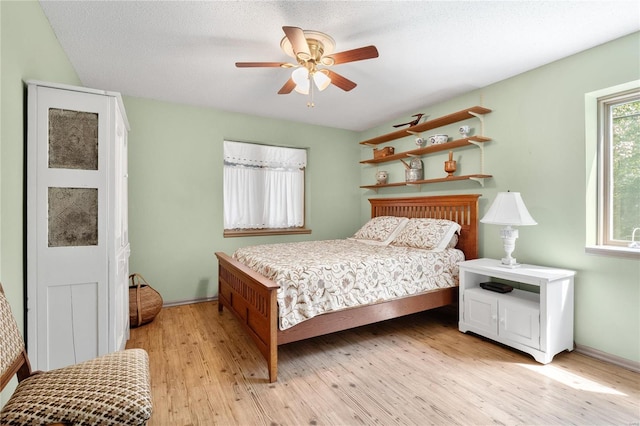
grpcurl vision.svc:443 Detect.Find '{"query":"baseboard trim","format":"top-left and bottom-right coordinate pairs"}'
top-left (575, 344), bottom-right (640, 373)
top-left (163, 296), bottom-right (218, 308)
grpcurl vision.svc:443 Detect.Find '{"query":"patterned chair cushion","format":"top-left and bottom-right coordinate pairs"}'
top-left (0, 349), bottom-right (152, 425)
top-left (0, 285), bottom-right (26, 377)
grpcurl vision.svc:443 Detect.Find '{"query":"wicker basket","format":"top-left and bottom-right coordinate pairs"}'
top-left (129, 273), bottom-right (163, 328)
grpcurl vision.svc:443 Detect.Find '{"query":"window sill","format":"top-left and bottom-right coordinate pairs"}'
top-left (585, 245), bottom-right (640, 259)
top-left (224, 228), bottom-right (312, 238)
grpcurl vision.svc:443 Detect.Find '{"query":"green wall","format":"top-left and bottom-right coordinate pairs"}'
top-left (123, 97), bottom-right (360, 303)
top-left (0, 0), bottom-right (82, 343)
top-left (359, 32), bottom-right (640, 364)
top-left (0, 0), bottom-right (82, 404)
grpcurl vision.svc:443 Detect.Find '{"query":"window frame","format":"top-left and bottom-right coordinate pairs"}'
top-left (585, 80), bottom-right (640, 259)
top-left (222, 140), bottom-right (311, 238)
top-left (599, 90), bottom-right (639, 247)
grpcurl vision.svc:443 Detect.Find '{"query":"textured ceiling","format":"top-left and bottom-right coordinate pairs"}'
top-left (39, 1), bottom-right (640, 131)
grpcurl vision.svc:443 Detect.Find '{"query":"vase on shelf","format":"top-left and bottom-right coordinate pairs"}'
top-left (376, 170), bottom-right (388, 185)
top-left (444, 151), bottom-right (457, 177)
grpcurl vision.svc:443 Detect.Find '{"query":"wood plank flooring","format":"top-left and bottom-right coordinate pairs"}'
top-left (126, 301), bottom-right (640, 425)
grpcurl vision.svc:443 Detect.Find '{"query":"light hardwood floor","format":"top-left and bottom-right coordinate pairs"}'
top-left (126, 301), bottom-right (640, 425)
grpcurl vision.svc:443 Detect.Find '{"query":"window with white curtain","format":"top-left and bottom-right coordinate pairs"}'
top-left (223, 140), bottom-right (308, 236)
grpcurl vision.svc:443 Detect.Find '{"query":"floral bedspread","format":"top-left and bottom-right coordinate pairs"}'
top-left (232, 239), bottom-right (464, 330)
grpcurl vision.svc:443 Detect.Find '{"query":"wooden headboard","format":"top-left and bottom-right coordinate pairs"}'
top-left (369, 194), bottom-right (481, 260)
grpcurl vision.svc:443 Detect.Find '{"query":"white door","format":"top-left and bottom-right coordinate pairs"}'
top-left (27, 85), bottom-right (110, 370)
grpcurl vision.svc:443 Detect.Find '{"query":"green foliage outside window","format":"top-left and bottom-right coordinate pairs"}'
top-left (612, 99), bottom-right (640, 241)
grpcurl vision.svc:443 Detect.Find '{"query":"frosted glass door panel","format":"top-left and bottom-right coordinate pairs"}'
top-left (48, 108), bottom-right (98, 170)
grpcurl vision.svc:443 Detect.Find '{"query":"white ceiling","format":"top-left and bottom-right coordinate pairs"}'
top-left (39, 1), bottom-right (640, 131)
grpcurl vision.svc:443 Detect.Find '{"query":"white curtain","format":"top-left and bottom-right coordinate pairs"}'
top-left (223, 141), bottom-right (306, 229)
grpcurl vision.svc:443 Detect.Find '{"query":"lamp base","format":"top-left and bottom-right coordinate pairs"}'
top-left (500, 257), bottom-right (521, 268)
top-left (499, 226), bottom-right (520, 268)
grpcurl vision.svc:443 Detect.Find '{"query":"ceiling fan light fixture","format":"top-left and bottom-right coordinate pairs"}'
top-left (291, 67), bottom-right (310, 94)
top-left (313, 70), bottom-right (331, 91)
top-left (291, 67), bottom-right (331, 94)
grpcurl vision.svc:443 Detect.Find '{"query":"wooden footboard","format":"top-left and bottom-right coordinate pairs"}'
top-left (216, 251), bottom-right (279, 381)
top-left (216, 194), bottom-right (480, 382)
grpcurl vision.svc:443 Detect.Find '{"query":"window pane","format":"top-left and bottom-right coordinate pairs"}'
top-left (608, 97), bottom-right (640, 243)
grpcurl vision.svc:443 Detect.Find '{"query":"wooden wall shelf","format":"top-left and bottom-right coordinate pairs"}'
top-left (360, 105), bottom-right (493, 190)
top-left (360, 106), bottom-right (492, 146)
top-left (360, 174), bottom-right (492, 190)
top-left (361, 136), bottom-right (491, 164)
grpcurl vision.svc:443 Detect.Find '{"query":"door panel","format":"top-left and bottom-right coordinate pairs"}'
top-left (464, 289), bottom-right (497, 335)
top-left (45, 282), bottom-right (99, 369)
top-left (500, 299), bottom-right (540, 349)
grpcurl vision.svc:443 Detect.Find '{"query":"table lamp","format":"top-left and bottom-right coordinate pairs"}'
top-left (481, 191), bottom-right (537, 267)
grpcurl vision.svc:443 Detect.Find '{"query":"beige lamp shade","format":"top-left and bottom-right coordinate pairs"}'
top-left (481, 191), bottom-right (537, 226)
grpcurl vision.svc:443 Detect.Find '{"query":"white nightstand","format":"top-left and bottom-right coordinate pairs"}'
top-left (458, 258), bottom-right (576, 363)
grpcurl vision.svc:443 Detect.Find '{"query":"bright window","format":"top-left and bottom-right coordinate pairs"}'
top-left (223, 140), bottom-right (309, 237)
top-left (599, 91), bottom-right (640, 247)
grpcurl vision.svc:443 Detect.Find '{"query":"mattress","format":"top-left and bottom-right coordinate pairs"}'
top-left (232, 239), bottom-right (464, 330)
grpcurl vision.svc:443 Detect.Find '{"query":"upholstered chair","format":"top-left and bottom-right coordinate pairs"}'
top-left (0, 282), bottom-right (153, 425)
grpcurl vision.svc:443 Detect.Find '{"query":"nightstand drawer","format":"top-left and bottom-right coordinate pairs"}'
top-left (459, 258), bottom-right (575, 364)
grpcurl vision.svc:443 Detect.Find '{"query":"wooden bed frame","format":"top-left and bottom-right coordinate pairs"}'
top-left (215, 194), bottom-right (480, 382)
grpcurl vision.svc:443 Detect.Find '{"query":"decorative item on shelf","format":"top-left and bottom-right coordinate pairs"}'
top-left (415, 137), bottom-right (426, 147)
top-left (393, 113), bottom-right (425, 128)
top-left (428, 134), bottom-right (448, 145)
top-left (410, 157), bottom-right (423, 170)
top-left (459, 125), bottom-right (471, 138)
top-left (480, 191), bottom-right (538, 268)
top-left (406, 169), bottom-right (422, 182)
top-left (401, 157), bottom-right (423, 182)
top-left (373, 146), bottom-right (394, 159)
top-left (444, 151), bottom-right (457, 177)
top-left (375, 170), bottom-right (388, 185)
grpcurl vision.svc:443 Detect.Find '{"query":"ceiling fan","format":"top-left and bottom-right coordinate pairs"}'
top-left (236, 26), bottom-right (379, 106)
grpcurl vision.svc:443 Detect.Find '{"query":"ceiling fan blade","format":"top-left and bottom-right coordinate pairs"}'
top-left (323, 70), bottom-right (357, 92)
top-left (324, 45), bottom-right (379, 65)
top-left (236, 62), bottom-right (294, 68)
top-left (283, 26), bottom-right (311, 59)
top-left (278, 78), bottom-right (296, 94)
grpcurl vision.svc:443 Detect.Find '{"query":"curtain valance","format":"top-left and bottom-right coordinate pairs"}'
top-left (223, 141), bottom-right (306, 168)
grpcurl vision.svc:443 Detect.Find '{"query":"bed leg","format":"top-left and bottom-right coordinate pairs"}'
top-left (218, 301), bottom-right (223, 312)
top-left (268, 347), bottom-right (277, 383)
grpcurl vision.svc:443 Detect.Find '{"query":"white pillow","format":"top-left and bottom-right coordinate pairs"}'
top-left (349, 216), bottom-right (409, 246)
top-left (390, 218), bottom-right (461, 251)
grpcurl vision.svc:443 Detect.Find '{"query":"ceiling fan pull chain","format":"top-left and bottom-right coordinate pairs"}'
top-left (307, 74), bottom-right (315, 108)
